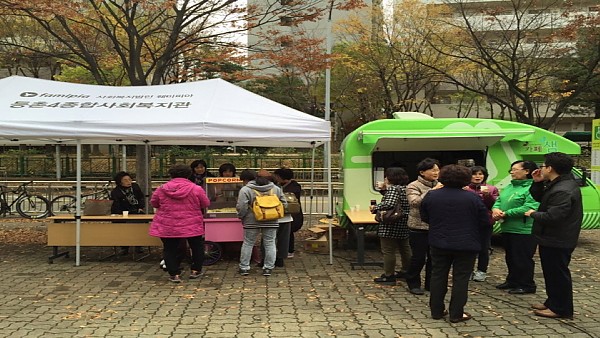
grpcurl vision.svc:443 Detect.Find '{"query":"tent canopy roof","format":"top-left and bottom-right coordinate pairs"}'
top-left (0, 76), bottom-right (330, 147)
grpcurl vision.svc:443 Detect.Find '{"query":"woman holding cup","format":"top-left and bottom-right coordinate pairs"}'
top-left (465, 166), bottom-right (499, 282)
top-left (370, 167), bottom-right (411, 286)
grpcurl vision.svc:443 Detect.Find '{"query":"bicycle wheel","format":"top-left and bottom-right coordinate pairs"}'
top-left (203, 241), bottom-right (222, 266)
top-left (16, 195), bottom-right (51, 219)
top-left (50, 195), bottom-right (77, 216)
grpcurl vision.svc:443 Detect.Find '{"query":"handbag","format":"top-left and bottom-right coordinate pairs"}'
top-left (374, 187), bottom-right (404, 224)
top-left (283, 192), bottom-right (301, 214)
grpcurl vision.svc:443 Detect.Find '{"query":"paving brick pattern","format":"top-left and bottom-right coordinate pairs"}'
top-left (1, 222), bottom-right (599, 337)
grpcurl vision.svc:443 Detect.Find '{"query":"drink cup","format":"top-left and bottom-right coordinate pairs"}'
top-left (122, 211), bottom-right (129, 217)
top-left (354, 204), bottom-right (360, 211)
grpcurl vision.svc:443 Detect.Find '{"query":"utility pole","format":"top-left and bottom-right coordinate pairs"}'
top-left (325, 0), bottom-right (334, 265)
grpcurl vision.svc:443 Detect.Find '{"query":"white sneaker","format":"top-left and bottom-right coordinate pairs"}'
top-left (287, 252), bottom-right (294, 258)
top-left (472, 270), bottom-right (487, 282)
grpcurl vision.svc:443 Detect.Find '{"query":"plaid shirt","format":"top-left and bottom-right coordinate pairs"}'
top-left (374, 185), bottom-right (410, 239)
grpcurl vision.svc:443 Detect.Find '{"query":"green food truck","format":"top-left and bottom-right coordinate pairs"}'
top-left (340, 112), bottom-right (600, 231)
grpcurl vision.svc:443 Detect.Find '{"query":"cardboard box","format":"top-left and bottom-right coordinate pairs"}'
top-left (303, 236), bottom-right (330, 254)
top-left (313, 224), bottom-right (347, 241)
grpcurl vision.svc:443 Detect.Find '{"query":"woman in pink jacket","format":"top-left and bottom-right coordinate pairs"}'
top-left (150, 164), bottom-right (211, 283)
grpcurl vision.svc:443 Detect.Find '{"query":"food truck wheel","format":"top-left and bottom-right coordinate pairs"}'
top-left (203, 241), bottom-right (222, 266)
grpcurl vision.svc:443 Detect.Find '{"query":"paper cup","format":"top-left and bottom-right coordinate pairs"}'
top-left (122, 211), bottom-right (129, 217)
top-left (354, 204), bottom-right (360, 211)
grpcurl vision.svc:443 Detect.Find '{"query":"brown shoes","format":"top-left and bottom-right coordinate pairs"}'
top-left (531, 303), bottom-right (547, 310)
top-left (533, 308), bottom-right (561, 318)
top-left (449, 312), bottom-right (472, 323)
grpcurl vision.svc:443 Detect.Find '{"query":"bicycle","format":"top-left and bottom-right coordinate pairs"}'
top-left (50, 181), bottom-right (112, 216)
top-left (0, 181), bottom-right (51, 219)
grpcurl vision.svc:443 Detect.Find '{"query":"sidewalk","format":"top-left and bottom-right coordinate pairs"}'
top-left (1, 220), bottom-right (599, 337)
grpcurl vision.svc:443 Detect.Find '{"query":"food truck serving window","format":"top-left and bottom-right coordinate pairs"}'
top-left (372, 136), bottom-right (503, 152)
top-left (370, 136), bottom-right (499, 185)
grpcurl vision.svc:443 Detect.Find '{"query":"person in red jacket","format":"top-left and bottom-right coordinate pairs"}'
top-left (465, 166), bottom-right (499, 282)
top-left (150, 164), bottom-right (211, 283)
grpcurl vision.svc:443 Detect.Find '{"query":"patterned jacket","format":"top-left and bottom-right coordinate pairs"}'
top-left (406, 176), bottom-right (438, 231)
top-left (373, 184), bottom-right (409, 239)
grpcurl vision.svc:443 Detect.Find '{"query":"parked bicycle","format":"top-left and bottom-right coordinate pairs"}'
top-left (50, 181), bottom-right (112, 216)
top-left (0, 181), bottom-right (51, 219)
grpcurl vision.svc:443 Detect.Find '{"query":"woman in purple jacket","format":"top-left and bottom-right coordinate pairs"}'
top-left (150, 164), bottom-right (211, 283)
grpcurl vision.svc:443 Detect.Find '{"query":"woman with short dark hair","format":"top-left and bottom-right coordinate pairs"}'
top-left (404, 158), bottom-right (442, 295)
top-left (273, 167), bottom-right (303, 259)
top-left (421, 164), bottom-right (489, 322)
top-left (465, 166), bottom-right (499, 282)
top-left (110, 171), bottom-right (145, 256)
top-left (369, 167), bottom-right (411, 286)
top-left (492, 160), bottom-right (540, 295)
top-left (218, 163), bottom-right (236, 177)
top-left (150, 164), bottom-right (211, 283)
top-left (189, 159), bottom-right (214, 186)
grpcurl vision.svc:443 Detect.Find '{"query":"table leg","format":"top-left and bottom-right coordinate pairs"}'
top-left (48, 246), bottom-right (69, 264)
top-left (134, 247), bottom-right (152, 261)
top-left (350, 225), bottom-right (383, 269)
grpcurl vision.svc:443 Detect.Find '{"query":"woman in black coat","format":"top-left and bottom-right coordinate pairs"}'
top-left (110, 171), bottom-right (145, 215)
top-left (110, 171), bottom-right (145, 255)
top-left (273, 167), bottom-right (303, 258)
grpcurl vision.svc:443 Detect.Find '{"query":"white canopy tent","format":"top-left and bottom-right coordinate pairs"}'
top-left (0, 76), bottom-right (333, 265)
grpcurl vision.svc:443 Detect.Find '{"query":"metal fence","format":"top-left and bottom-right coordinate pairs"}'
top-left (0, 180), bottom-right (343, 218)
top-left (0, 153), bottom-right (340, 180)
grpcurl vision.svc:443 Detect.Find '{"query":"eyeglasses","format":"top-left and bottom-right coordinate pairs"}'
top-left (539, 165), bottom-right (547, 168)
top-left (508, 168), bottom-right (525, 173)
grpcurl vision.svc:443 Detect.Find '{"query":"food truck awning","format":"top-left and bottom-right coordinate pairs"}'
top-left (358, 129), bottom-right (535, 151)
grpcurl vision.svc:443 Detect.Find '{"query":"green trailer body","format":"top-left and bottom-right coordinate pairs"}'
top-left (339, 113), bottom-right (600, 231)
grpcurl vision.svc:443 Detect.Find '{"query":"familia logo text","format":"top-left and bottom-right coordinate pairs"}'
top-left (20, 92), bottom-right (90, 99)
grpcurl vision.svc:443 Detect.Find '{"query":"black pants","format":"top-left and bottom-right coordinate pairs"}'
top-left (502, 233), bottom-right (537, 290)
top-left (161, 236), bottom-right (205, 276)
top-left (476, 227), bottom-right (492, 272)
top-left (539, 245), bottom-right (575, 317)
top-left (405, 230), bottom-right (431, 290)
top-left (289, 212), bottom-right (304, 254)
top-left (429, 246), bottom-right (476, 320)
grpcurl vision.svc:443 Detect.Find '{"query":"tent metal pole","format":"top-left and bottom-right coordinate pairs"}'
top-left (55, 145), bottom-right (61, 180)
top-left (309, 143), bottom-right (316, 228)
top-left (75, 140), bottom-right (82, 266)
top-left (122, 145), bottom-right (127, 171)
top-left (144, 142), bottom-right (150, 212)
top-left (326, 142), bottom-right (333, 265)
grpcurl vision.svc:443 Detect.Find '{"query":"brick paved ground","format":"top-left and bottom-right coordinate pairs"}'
top-left (1, 221), bottom-right (599, 337)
